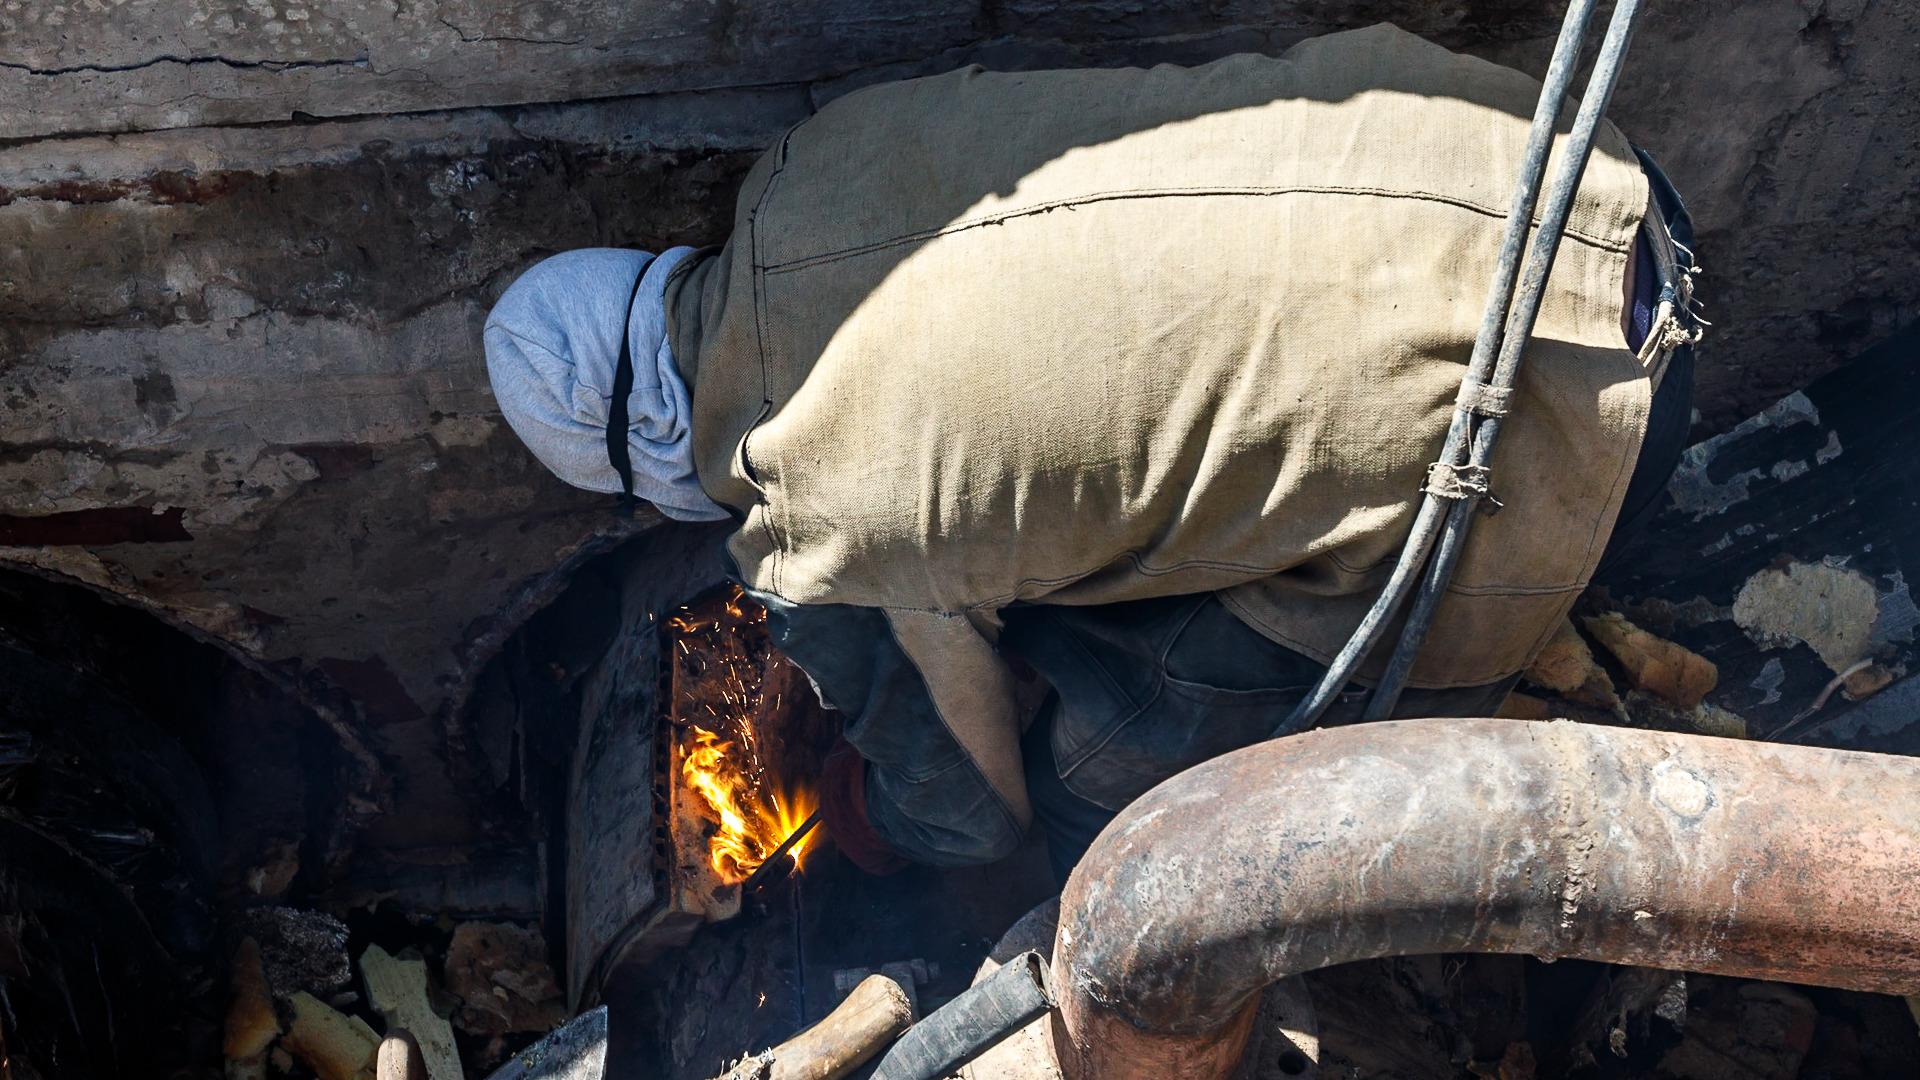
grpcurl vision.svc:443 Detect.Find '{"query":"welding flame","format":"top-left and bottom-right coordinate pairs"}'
top-left (670, 587), bottom-right (819, 885)
top-left (680, 725), bottom-right (817, 884)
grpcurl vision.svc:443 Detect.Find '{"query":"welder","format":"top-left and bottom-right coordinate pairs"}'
top-left (483, 24), bottom-right (1699, 878)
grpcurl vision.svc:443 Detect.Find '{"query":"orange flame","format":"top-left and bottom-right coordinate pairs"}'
top-left (669, 587), bottom-right (819, 885)
top-left (679, 725), bottom-right (817, 884)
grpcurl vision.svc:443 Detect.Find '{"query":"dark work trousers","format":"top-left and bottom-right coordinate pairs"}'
top-left (762, 154), bottom-right (1698, 878)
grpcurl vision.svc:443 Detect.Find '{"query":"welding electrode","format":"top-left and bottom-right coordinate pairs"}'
top-left (742, 809), bottom-right (822, 894)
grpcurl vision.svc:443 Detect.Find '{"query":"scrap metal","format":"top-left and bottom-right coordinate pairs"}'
top-left (1052, 718), bottom-right (1920, 1079)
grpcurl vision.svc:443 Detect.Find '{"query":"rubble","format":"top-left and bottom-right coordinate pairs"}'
top-left (1525, 617), bottom-right (1622, 710)
top-left (224, 938), bottom-right (282, 1076)
top-left (1582, 612), bottom-right (1719, 709)
top-left (238, 907), bottom-right (355, 1002)
top-left (283, 992), bottom-right (381, 1080)
top-left (1599, 327), bottom-right (1920, 743)
top-left (445, 922), bottom-right (568, 1037)
top-left (1655, 979), bottom-right (1819, 1080)
top-left (360, 945), bottom-right (464, 1080)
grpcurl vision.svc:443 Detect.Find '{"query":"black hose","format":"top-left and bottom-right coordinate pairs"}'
top-left (1274, 0), bottom-right (1618, 735)
top-left (869, 950), bottom-right (1055, 1080)
top-left (1363, 0), bottom-right (1647, 720)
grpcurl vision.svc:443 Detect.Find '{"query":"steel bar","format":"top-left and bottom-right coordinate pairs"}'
top-left (1364, 0), bottom-right (1647, 720)
top-left (742, 809), bottom-right (821, 895)
top-left (1053, 718), bottom-right (1920, 1080)
top-left (1275, 0), bottom-right (1604, 735)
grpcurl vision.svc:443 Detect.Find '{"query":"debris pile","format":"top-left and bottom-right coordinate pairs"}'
top-left (220, 910), bottom-right (567, 1080)
top-left (1517, 610), bottom-right (1748, 738)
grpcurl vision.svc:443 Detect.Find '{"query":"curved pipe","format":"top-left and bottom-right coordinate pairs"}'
top-left (1051, 719), bottom-right (1920, 1080)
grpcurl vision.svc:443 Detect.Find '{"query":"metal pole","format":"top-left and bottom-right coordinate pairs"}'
top-left (1363, 0), bottom-right (1645, 720)
top-left (1274, 0), bottom-right (1605, 736)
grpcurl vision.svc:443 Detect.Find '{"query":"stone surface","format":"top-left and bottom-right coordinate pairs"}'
top-left (443, 921), bottom-right (568, 1035)
top-left (284, 991), bottom-right (382, 1080)
top-left (1597, 326), bottom-right (1920, 747)
top-left (4, 0), bottom-right (1918, 873)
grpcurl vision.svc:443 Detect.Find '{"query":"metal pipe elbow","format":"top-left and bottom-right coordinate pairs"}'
top-left (1051, 718), bottom-right (1920, 1080)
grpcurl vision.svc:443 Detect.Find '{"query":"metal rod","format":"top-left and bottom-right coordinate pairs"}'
top-left (1364, 0), bottom-right (1645, 720)
top-left (742, 809), bottom-right (821, 895)
top-left (1274, 0), bottom-right (1604, 736)
top-left (1053, 719), bottom-right (1920, 1080)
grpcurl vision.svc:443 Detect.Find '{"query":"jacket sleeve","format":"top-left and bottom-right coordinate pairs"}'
top-left (751, 590), bottom-right (1030, 867)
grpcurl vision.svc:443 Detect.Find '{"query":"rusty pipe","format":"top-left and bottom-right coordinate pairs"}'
top-left (1051, 718), bottom-right (1920, 1080)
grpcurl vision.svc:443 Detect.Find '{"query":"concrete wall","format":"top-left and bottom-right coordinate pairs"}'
top-left (4, 0), bottom-right (1916, 851)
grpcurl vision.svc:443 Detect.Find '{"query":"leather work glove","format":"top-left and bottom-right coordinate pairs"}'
top-left (818, 738), bottom-right (908, 876)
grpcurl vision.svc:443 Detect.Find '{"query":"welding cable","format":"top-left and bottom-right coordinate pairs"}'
top-left (869, 951), bottom-right (1056, 1080)
top-left (1273, 0), bottom-right (1607, 737)
top-left (1363, 0), bottom-right (1646, 721)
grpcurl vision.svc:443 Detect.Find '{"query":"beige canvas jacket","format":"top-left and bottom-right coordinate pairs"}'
top-left (665, 24), bottom-right (1656, 828)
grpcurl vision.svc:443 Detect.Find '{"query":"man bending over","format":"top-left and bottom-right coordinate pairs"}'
top-left (483, 25), bottom-right (1700, 877)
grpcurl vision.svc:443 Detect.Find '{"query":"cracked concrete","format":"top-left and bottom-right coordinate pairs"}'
top-left (5, 0), bottom-right (1919, 861)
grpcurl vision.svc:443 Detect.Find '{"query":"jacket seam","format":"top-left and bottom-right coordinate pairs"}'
top-left (956, 547), bottom-right (1592, 612)
top-left (757, 184), bottom-right (1633, 275)
top-left (749, 131), bottom-right (795, 593)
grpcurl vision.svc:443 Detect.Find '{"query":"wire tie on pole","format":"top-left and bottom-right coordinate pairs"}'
top-left (1456, 379), bottom-right (1514, 417)
top-left (1422, 462), bottom-right (1495, 502)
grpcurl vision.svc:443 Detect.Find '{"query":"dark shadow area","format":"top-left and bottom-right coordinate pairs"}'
top-left (1596, 322), bottom-right (1920, 750)
top-left (0, 567), bottom-right (342, 1077)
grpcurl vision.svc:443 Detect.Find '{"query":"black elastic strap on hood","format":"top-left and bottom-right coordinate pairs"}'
top-left (604, 265), bottom-right (647, 517)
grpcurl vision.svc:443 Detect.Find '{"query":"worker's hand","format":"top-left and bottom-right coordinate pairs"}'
top-left (819, 738), bottom-right (909, 876)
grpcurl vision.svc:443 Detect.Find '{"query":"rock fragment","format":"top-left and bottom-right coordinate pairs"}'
top-left (1524, 618), bottom-right (1619, 708)
top-left (1690, 703), bottom-right (1750, 740)
top-left (1583, 612), bottom-right (1718, 709)
top-left (1495, 690), bottom-right (1554, 720)
top-left (284, 991), bottom-right (380, 1080)
top-left (244, 838), bottom-right (303, 900)
top-left (1621, 691), bottom-right (1749, 740)
top-left (1844, 662), bottom-right (1896, 701)
top-left (237, 907), bottom-right (354, 1001)
top-left (225, 937), bottom-right (281, 1071)
top-left (377, 1032), bottom-right (429, 1080)
top-left (360, 944), bottom-right (464, 1080)
top-left (1657, 979), bottom-right (1816, 1080)
top-left (445, 922), bottom-right (567, 1036)
top-left (1731, 560), bottom-right (1880, 674)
